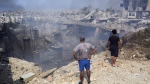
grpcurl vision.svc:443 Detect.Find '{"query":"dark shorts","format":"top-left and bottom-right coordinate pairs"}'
top-left (110, 45), bottom-right (119, 57)
top-left (78, 59), bottom-right (90, 72)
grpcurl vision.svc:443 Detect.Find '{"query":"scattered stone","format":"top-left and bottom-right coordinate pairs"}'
top-left (46, 76), bottom-right (53, 82)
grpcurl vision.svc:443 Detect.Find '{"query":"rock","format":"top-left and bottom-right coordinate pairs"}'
top-left (132, 55), bottom-right (136, 58)
top-left (63, 82), bottom-right (68, 84)
top-left (71, 82), bottom-right (75, 84)
top-left (69, 78), bottom-right (72, 82)
top-left (105, 60), bottom-right (109, 63)
top-left (76, 72), bottom-right (80, 77)
top-left (120, 50), bottom-right (125, 55)
top-left (134, 74), bottom-right (138, 76)
top-left (67, 71), bottom-right (75, 77)
top-left (46, 76), bottom-right (53, 82)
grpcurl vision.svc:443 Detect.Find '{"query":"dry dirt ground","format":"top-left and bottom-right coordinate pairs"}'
top-left (50, 50), bottom-right (150, 84)
top-left (2, 50), bottom-right (150, 84)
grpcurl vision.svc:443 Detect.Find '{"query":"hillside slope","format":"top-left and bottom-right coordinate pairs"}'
top-left (122, 27), bottom-right (150, 60)
top-left (1, 27), bottom-right (150, 84)
top-left (50, 51), bottom-right (150, 84)
top-left (1, 50), bottom-right (150, 84)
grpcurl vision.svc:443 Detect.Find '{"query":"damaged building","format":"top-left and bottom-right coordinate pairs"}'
top-left (0, 3), bottom-right (150, 71)
top-left (0, 10), bottom-right (114, 71)
top-left (122, 0), bottom-right (150, 19)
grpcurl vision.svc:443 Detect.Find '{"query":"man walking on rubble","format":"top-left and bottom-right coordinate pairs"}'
top-left (108, 29), bottom-right (121, 67)
top-left (73, 37), bottom-right (96, 84)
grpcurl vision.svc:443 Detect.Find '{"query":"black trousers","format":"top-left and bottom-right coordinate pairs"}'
top-left (110, 45), bottom-right (119, 57)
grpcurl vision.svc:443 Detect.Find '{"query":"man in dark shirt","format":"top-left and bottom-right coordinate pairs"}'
top-left (108, 29), bottom-right (120, 67)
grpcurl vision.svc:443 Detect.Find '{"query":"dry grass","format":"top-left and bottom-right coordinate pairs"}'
top-left (121, 27), bottom-right (150, 60)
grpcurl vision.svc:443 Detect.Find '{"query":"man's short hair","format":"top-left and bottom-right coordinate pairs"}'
top-left (80, 37), bottom-right (85, 42)
top-left (112, 29), bottom-right (117, 34)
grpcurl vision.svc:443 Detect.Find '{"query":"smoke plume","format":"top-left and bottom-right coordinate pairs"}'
top-left (16, 0), bottom-right (110, 10)
top-left (107, 0), bottom-right (122, 9)
top-left (0, 0), bottom-right (23, 10)
top-left (0, 0), bottom-right (122, 10)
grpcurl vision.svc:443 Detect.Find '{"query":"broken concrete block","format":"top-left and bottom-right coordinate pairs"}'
top-left (20, 72), bottom-right (36, 84)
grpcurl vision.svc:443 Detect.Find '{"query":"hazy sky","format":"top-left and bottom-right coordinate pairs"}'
top-left (16, 0), bottom-right (109, 10)
top-left (0, 0), bottom-right (121, 10)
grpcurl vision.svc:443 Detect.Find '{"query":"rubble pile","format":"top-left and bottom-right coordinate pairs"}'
top-left (49, 51), bottom-right (150, 84)
top-left (27, 77), bottom-right (50, 84)
top-left (121, 27), bottom-right (150, 60)
top-left (1, 7), bottom-right (150, 84)
top-left (0, 57), bottom-right (51, 84)
top-left (1, 50), bottom-right (150, 84)
top-left (9, 57), bottom-right (41, 80)
top-left (0, 9), bottom-right (149, 70)
top-left (0, 10), bottom-right (82, 23)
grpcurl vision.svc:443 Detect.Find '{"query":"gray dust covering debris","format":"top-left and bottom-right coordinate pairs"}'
top-left (0, 0), bottom-right (150, 84)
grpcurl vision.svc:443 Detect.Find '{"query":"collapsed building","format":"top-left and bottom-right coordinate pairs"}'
top-left (0, 5), bottom-right (150, 71)
top-left (0, 10), bottom-right (110, 70)
top-left (122, 0), bottom-right (150, 19)
top-left (0, 1), bottom-right (150, 83)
